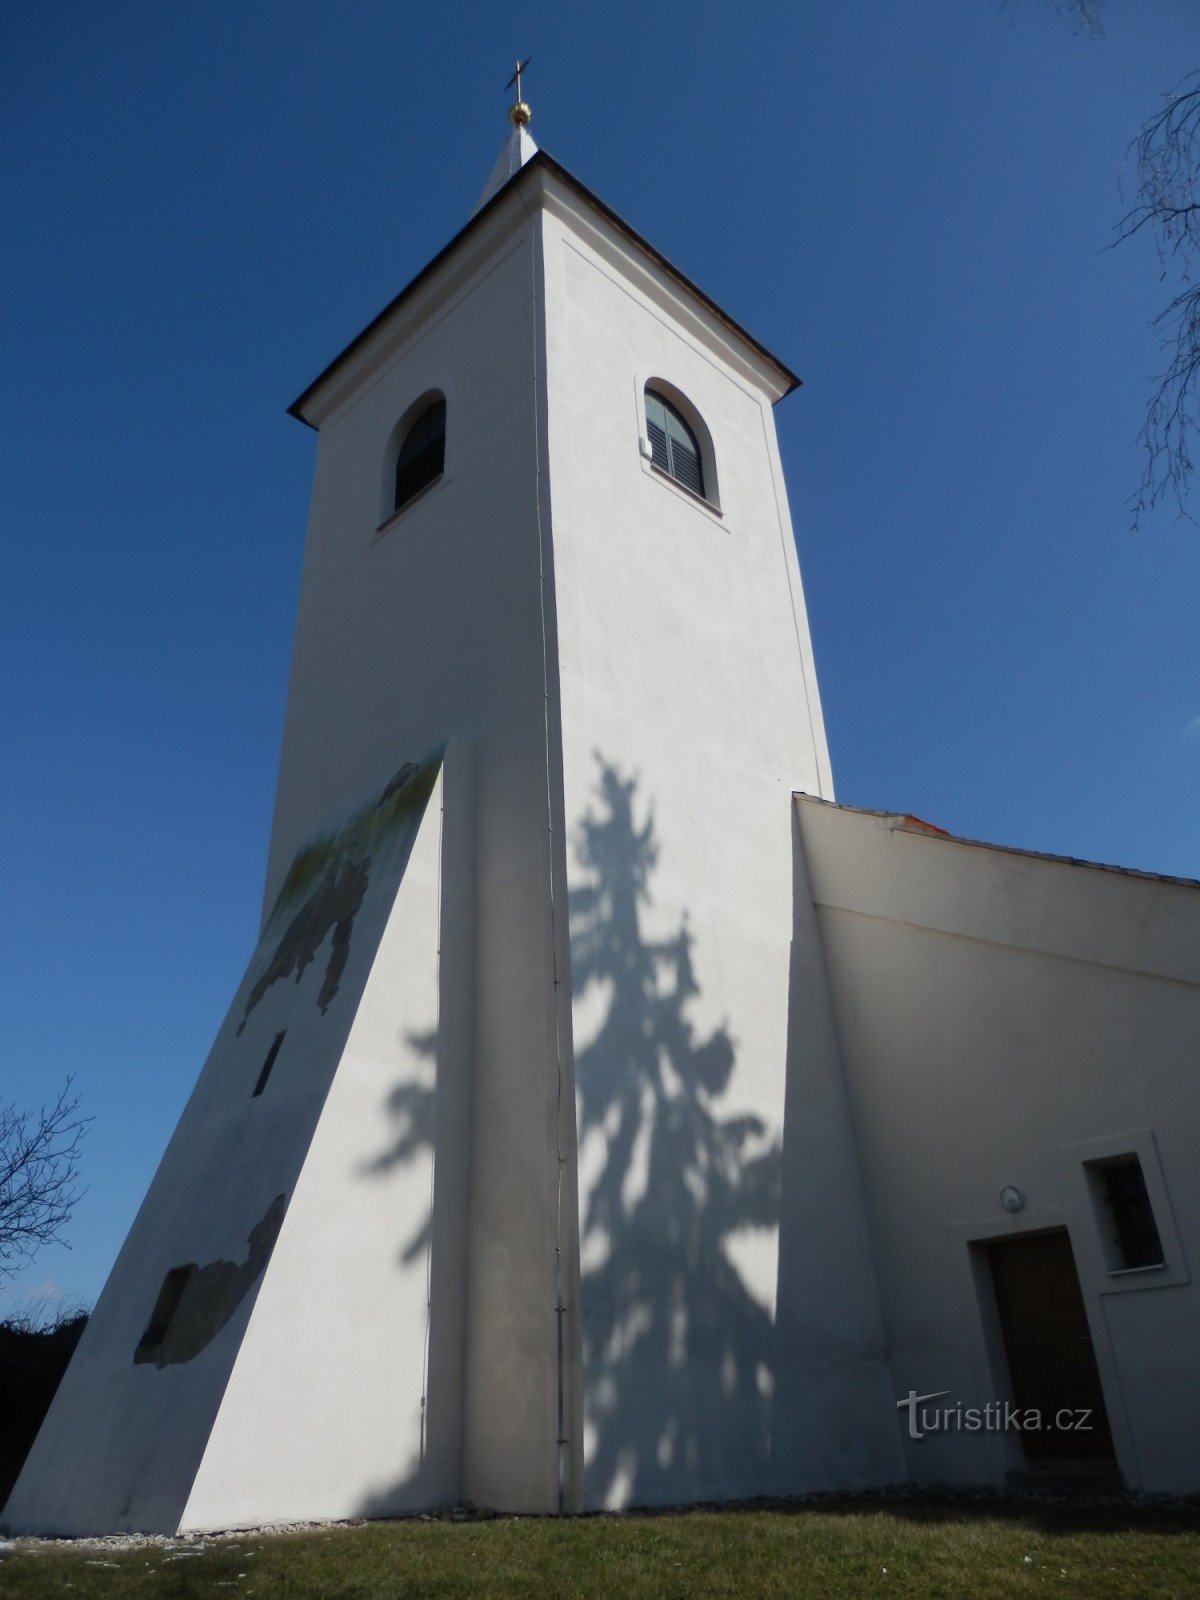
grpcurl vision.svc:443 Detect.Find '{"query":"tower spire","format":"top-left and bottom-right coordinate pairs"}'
top-left (506, 56), bottom-right (532, 127)
top-left (471, 56), bottom-right (538, 215)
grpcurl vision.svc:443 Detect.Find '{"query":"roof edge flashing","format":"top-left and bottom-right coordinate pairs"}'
top-left (793, 792), bottom-right (1200, 894)
top-left (287, 149), bottom-right (800, 430)
top-left (288, 172), bottom-right (536, 430)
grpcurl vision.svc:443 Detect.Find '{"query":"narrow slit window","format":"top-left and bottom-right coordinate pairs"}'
top-left (253, 1031), bottom-right (286, 1098)
top-left (1101, 1157), bottom-right (1164, 1269)
top-left (644, 389), bottom-right (705, 499)
top-left (135, 1264), bottom-right (196, 1359)
top-left (394, 397), bottom-right (446, 512)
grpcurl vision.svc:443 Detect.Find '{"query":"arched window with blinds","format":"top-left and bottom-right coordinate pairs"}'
top-left (393, 396), bottom-right (446, 513)
top-left (644, 387), bottom-right (705, 500)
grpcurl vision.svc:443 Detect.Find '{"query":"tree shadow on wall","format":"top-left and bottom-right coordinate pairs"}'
top-left (353, 757), bottom-right (782, 1513)
top-left (362, 1032), bottom-right (437, 1271)
top-left (572, 759), bottom-right (781, 1507)
top-left (354, 1028), bottom-right (445, 1518)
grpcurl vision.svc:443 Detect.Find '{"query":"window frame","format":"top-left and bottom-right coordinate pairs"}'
top-left (378, 389), bottom-right (449, 532)
top-left (645, 389), bottom-right (705, 498)
top-left (1098, 1156), bottom-right (1165, 1270)
top-left (636, 376), bottom-right (721, 515)
top-left (1067, 1130), bottom-right (1189, 1293)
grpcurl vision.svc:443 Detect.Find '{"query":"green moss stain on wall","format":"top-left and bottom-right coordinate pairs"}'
top-left (238, 858), bottom-right (372, 1033)
top-left (241, 751), bottom-right (443, 1032)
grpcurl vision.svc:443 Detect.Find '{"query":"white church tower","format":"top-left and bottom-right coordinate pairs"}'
top-left (5, 95), bottom-right (901, 1534)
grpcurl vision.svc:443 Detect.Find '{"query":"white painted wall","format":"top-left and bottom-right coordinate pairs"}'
top-left (797, 797), bottom-right (1200, 1494)
top-left (181, 756), bottom-right (467, 1529)
top-left (532, 173), bottom-right (896, 1506)
top-left (247, 157), bottom-right (852, 1515)
top-left (777, 814), bottom-right (908, 1491)
top-left (264, 191), bottom-right (576, 1514)
top-left (252, 155), bottom-right (888, 1516)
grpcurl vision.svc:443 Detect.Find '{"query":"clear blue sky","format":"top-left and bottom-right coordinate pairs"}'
top-left (3, 0), bottom-right (1199, 1313)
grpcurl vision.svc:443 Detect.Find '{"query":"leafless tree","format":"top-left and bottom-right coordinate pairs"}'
top-left (0, 1082), bottom-right (89, 1283)
top-left (1022, 2), bottom-right (1200, 522)
top-left (1001, 0), bottom-right (1106, 41)
top-left (1046, 0), bottom-right (1105, 39)
top-left (1119, 72), bottom-right (1200, 525)
top-left (1006, 3), bottom-right (1200, 523)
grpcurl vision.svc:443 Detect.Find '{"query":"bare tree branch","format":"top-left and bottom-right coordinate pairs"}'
top-left (1117, 72), bottom-right (1200, 525)
top-left (1047, 0), bottom-right (1105, 40)
top-left (1011, 4), bottom-right (1200, 523)
top-left (0, 1082), bottom-right (90, 1283)
top-left (1001, 0), bottom-right (1106, 41)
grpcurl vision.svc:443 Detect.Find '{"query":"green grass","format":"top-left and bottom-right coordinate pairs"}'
top-left (3, 1500), bottom-right (1199, 1600)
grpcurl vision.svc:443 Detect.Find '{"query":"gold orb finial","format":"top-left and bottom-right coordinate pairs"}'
top-left (505, 56), bottom-right (532, 129)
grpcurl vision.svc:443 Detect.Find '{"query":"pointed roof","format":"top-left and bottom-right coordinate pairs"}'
top-left (472, 124), bottom-right (538, 215)
top-left (288, 148), bottom-right (800, 426)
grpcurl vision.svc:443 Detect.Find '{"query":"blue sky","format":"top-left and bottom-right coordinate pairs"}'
top-left (3, 0), bottom-right (1199, 1312)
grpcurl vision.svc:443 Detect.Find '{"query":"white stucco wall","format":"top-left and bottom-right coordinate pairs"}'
top-left (533, 176), bottom-right (895, 1507)
top-left (796, 797), bottom-right (1200, 1495)
top-left (262, 191), bottom-right (577, 1513)
top-left (181, 754), bottom-right (470, 1530)
top-left (235, 156), bottom-right (858, 1516)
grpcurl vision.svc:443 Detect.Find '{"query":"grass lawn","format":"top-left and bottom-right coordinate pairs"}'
top-left (2, 1499), bottom-right (1198, 1599)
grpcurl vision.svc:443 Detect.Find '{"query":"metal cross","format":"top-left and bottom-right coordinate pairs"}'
top-left (506, 56), bottom-right (532, 103)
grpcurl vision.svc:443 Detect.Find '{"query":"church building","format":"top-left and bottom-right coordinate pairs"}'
top-left (6, 95), bottom-right (1200, 1535)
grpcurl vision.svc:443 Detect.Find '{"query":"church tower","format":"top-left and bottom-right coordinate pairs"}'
top-left (6, 101), bottom-right (899, 1535)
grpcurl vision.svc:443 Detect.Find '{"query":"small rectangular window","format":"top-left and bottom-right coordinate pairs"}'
top-left (253, 1031), bottom-right (286, 1097)
top-left (136, 1264), bottom-right (195, 1357)
top-left (1100, 1157), bottom-right (1164, 1270)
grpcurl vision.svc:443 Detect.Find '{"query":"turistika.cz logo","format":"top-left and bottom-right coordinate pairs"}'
top-left (896, 1390), bottom-right (1095, 1442)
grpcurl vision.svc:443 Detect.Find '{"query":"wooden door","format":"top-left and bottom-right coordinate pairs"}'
top-left (988, 1231), bottom-right (1114, 1458)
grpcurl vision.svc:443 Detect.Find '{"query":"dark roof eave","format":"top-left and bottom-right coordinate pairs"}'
top-left (287, 150), bottom-right (800, 429)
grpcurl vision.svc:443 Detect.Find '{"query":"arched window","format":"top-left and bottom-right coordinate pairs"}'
top-left (644, 388), bottom-right (704, 499)
top-left (393, 397), bottom-right (446, 513)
